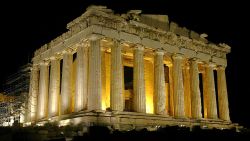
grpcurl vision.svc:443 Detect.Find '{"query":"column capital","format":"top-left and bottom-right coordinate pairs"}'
top-left (87, 34), bottom-right (104, 41)
top-left (76, 40), bottom-right (88, 48)
top-left (111, 39), bottom-right (123, 46)
top-left (204, 62), bottom-right (217, 68)
top-left (134, 44), bottom-right (144, 50)
top-left (49, 56), bottom-right (61, 61)
top-left (189, 57), bottom-right (200, 62)
top-left (217, 65), bottom-right (226, 70)
top-left (62, 49), bottom-right (73, 55)
top-left (154, 49), bottom-right (165, 55)
top-left (39, 61), bottom-right (49, 66)
top-left (172, 53), bottom-right (184, 60)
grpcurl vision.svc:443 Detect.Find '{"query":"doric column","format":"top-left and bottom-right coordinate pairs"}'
top-left (190, 58), bottom-right (202, 119)
top-left (133, 45), bottom-right (146, 113)
top-left (172, 54), bottom-right (185, 118)
top-left (183, 63), bottom-right (191, 118)
top-left (154, 50), bottom-right (167, 115)
top-left (37, 62), bottom-right (49, 120)
top-left (110, 40), bottom-right (123, 111)
top-left (75, 43), bottom-right (88, 112)
top-left (60, 50), bottom-right (73, 115)
top-left (28, 65), bottom-right (39, 122)
top-left (48, 57), bottom-right (60, 117)
top-left (87, 36), bottom-right (102, 110)
top-left (204, 63), bottom-right (218, 119)
top-left (217, 65), bottom-right (230, 121)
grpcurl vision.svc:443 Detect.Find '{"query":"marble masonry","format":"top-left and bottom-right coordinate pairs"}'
top-left (26, 5), bottom-right (239, 130)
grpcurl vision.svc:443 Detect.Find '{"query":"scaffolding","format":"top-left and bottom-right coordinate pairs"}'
top-left (0, 63), bottom-right (31, 126)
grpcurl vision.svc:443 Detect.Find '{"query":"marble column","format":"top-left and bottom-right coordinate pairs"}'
top-left (88, 37), bottom-right (102, 110)
top-left (61, 51), bottom-right (73, 115)
top-left (154, 50), bottom-right (167, 115)
top-left (110, 40), bottom-right (123, 111)
top-left (172, 54), bottom-right (185, 118)
top-left (29, 65), bottom-right (39, 122)
top-left (205, 63), bottom-right (218, 119)
top-left (217, 66), bottom-right (230, 121)
top-left (183, 64), bottom-right (191, 118)
top-left (37, 62), bottom-right (49, 120)
top-left (168, 65), bottom-right (174, 116)
top-left (75, 44), bottom-right (88, 112)
top-left (133, 45), bottom-right (146, 113)
top-left (48, 57), bottom-right (60, 117)
top-left (190, 58), bottom-right (202, 119)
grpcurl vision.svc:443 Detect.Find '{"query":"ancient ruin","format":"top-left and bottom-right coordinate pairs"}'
top-left (26, 5), bottom-right (239, 130)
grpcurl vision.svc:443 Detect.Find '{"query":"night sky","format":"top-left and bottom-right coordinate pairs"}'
top-left (0, 0), bottom-right (249, 128)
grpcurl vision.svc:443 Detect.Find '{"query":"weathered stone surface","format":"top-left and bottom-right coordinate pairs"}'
top-left (37, 62), bottom-right (49, 120)
top-left (170, 22), bottom-right (178, 33)
top-left (48, 58), bottom-right (60, 117)
top-left (88, 38), bottom-right (102, 110)
top-left (217, 66), bottom-right (230, 121)
top-left (75, 44), bottom-right (88, 112)
top-left (61, 51), bottom-right (73, 115)
top-left (28, 5), bottom-right (237, 130)
top-left (140, 14), bottom-right (169, 31)
top-left (133, 45), bottom-right (146, 113)
top-left (154, 50), bottom-right (167, 115)
top-left (110, 40), bottom-right (123, 111)
top-left (190, 59), bottom-right (202, 119)
top-left (190, 31), bottom-right (200, 40)
top-left (204, 63), bottom-right (218, 119)
top-left (172, 54), bottom-right (185, 118)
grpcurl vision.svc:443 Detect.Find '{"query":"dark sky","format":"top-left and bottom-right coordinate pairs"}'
top-left (0, 0), bottom-right (249, 128)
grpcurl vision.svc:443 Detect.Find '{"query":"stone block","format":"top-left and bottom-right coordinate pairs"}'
top-left (190, 30), bottom-right (200, 40)
top-left (163, 44), bottom-right (179, 53)
top-left (180, 48), bottom-right (196, 58)
top-left (197, 52), bottom-right (211, 62)
top-left (120, 32), bottom-right (141, 44)
top-left (91, 25), bottom-right (103, 34)
top-left (180, 27), bottom-right (190, 37)
top-left (120, 117), bottom-right (135, 124)
top-left (141, 38), bottom-right (162, 49)
top-left (140, 14), bottom-right (169, 31)
top-left (102, 27), bottom-right (119, 39)
top-left (170, 22), bottom-right (178, 33)
top-left (212, 56), bottom-right (227, 66)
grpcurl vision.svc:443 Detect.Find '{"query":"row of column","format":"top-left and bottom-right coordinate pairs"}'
top-left (28, 37), bottom-right (230, 122)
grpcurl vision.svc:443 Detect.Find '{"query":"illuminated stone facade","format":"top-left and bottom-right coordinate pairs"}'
top-left (26, 5), bottom-right (238, 130)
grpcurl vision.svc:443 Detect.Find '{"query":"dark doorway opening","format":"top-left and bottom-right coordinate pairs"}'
top-left (124, 66), bottom-right (133, 111)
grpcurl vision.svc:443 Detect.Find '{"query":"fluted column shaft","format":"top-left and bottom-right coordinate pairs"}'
top-left (217, 66), bottom-right (230, 121)
top-left (29, 66), bottom-right (39, 122)
top-left (154, 50), bottom-right (167, 115)
top-left (61, 51), bottom-right (73, 115)
top-left (133, 45), bottom-right (146, 113)
top-left (183, 65), bottom-right (191, 117)
top-left (190, 59), bottom-right (202, 119)
top-left (110, 40), bottom-right (123, 111)
top-left (205, 63), bottom-right (218, 119)
top-left (75, 44), bottom-right (88, 112)
top-left (88, 38), bottom-right (102, 110)
top-left (172, 54), bottom-right (185, 118)
top-left (37, 62), bottom-right (49, 120)
top-left (48, 58), bottom-right (60, 117)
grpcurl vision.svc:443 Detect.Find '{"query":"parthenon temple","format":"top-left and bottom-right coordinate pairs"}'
top-left (26, 5), bottom-right (238, 130)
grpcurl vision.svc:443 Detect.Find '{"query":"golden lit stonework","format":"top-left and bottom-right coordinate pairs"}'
top-left (26, 5), bottom-right (239, 130)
